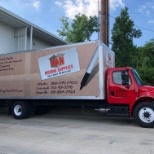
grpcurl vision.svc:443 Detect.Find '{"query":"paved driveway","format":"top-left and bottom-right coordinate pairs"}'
top-left (0, 110), bottom-right (154, 154)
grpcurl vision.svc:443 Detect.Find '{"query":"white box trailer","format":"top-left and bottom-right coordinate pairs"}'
top-left (0, 41), bottom-right (114, 100)
top-left (0, 40), bottom-right (115, 119)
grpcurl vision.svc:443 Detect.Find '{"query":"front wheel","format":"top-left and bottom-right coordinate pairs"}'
top-left (134, 102), bottom-right (154, 128)
top-left (11, 101), bottom-right (32, 119)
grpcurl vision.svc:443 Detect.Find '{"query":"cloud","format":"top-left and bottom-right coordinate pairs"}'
top-left (148, 20), bottom-right (154, 24)
top-left (110, 0), bottom-right (125, 11)
top-left (55, 1), bottom-right (62, 7)
top-left (55, 0), bottom-right (125, 19)
top-left (33, 0), bottom-right (40, 10)
top-left (139, 1), bottom-right (154, 13)
top-left (138, 1), bottom-right (154, 24)
top-left (0, 0), bottom-right (41, 11)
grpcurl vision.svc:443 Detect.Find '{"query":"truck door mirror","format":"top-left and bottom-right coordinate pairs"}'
top-left (121, 71), bottom-right (130, 88)
top-left (121, 71), bottom-right (126, 81)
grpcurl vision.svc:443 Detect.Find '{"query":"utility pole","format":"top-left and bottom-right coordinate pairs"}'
top-left (100, 0), bottom-right (109, 46)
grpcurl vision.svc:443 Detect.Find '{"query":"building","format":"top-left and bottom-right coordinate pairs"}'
top-left (0, 6), bottom-right (67, 54)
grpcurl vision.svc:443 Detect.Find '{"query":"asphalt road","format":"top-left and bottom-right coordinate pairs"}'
top-left (0, 110), bottom-right (154, 154)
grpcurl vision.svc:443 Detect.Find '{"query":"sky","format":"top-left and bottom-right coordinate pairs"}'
top-left (0, 0), bottom-right (154, 47)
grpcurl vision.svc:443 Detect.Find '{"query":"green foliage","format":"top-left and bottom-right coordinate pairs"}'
top-left (111, 7), bottom-right (142, 67)
top-left (110, 7), bottom-right (154, 85)
top-left (136, 39), bottom-right (154, 85)
top-left (57, 14), bottom-right (99, 43)
top-left (137, 68), bottom-right (154, 85)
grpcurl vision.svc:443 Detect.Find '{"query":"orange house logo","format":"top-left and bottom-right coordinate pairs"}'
top-left (108, 53), bottom-right (111, 61)
top-left (49, 54), bottom-right (65, 67)
top-left (106, 51), bottom-right (113, 67)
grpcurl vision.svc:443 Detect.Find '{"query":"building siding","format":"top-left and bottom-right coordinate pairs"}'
top-left (0, 22), bottom-right (54, 54)
top-left (27, 36), bottom-right (52, 51)
top-left (0, 22), bottom-right (16, 54)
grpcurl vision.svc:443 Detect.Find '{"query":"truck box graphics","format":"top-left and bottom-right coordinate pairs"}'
top-left (0, 41), bottom-right (114, 99)
top-left (38, 48), bottom-right (80, 80)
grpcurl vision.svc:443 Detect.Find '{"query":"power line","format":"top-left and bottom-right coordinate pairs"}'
top-left (109, 15), bottom-right (154, 33)
top-left (135, 26), bottom-right (154, 33)
top-left (109, 15), bottom-right (116, 19)
top-left (129, 11), bottom-right (154, 15)
top-left (111, 12), bottom-right (154, 15)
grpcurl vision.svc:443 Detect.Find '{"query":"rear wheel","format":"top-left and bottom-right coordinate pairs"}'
top-left (11, 101), bottom-right (32, 119)
top-left (134, 102), bottom-right (154, 128)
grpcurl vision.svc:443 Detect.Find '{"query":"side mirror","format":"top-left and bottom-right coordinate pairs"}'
top-left (121, 71), bottom-right (130, 88)
top-left (121, 71), bottom-right (126, 81)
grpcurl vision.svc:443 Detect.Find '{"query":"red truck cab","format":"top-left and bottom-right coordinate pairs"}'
top-left (106, 67), bottom-right (154, 128)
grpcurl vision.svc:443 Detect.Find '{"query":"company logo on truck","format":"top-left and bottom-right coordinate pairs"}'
top-left (38, 48), bottom-right (80, 80)
top-left (49, 54), bottom-right (65, 68)
top-left (106, 50), bottom-right (114, 67)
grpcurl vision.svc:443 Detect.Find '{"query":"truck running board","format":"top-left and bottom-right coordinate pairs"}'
top-left (95, 106), bottom-right (129, 117)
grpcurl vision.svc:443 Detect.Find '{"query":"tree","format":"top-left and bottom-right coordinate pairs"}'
top-left (111, 7), bottom-right (142, 67)
top-left (137, 39), bottom-right (154, 85)
top-left (57, 14), bottom-right (99, 43)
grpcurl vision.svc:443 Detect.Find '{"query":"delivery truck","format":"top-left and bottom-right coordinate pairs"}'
top-left (0, 40), bottom-right (154, 128)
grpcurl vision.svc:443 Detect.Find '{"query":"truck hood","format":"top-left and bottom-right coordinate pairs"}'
top-left (139, 85), bottom-right (154, 96)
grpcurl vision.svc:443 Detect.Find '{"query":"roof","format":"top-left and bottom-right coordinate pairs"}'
top-left (0, 6), bottom-right (67, 46)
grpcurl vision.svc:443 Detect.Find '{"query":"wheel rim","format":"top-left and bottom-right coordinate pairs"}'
top-left (139, 107), bottom-right (154, 123)
top-left (14, 105), bottom-right (22, 116)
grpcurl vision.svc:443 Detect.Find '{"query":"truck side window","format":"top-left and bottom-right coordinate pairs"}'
top-left (113, 71), bottom-right (131, 85)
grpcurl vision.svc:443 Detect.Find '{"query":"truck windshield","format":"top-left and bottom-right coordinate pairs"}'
top-left (132, 69), bottom-right (143, 86)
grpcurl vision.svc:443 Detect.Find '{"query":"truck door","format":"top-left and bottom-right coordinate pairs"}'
top-left (107, 69), bottom-right (135, 104)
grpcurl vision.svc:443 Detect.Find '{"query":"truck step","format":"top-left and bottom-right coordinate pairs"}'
top-left (95, 106), bottom-right (129, 117)
top-left (107, 106), bottom-right (129, 117)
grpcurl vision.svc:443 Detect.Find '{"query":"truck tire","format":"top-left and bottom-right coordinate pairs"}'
top-left (11, 101), bottom-right (32, 119)
top-left (134, 102), bottom-right (154, 128)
